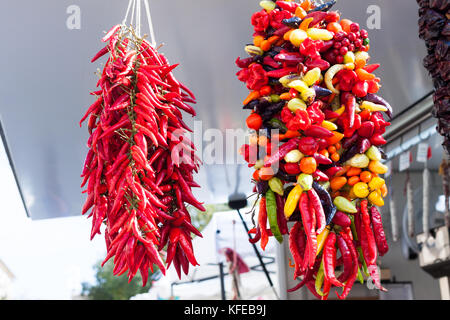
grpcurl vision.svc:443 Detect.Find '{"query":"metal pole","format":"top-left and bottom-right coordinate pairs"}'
top-left (219, 262), bottom-right (226, 300)
top-left (236, 209), bottom-right (279, 299)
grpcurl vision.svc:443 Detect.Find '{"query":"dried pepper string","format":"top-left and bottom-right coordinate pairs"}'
top-left (81, 24), bottom-right (204, 284)
top-left (237, 0), bottom-right (392, 299)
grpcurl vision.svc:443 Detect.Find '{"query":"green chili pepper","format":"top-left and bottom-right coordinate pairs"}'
top-left (315, 260), bottom-right (326, 296)
top-left (320, 181), bottom-right (330, 191)
top-left (266, 189), bottom-right (283, 243)
top-left (269, 177), bottom-right (284, 196)
top-left (349, 215), bottom-right (358, 240)
top-left (357, 267), bottom-right (364, 284)
top-left (357, 247), bottom-right (369, 276)
top-left (268, 118), bottom-right (288, 133)
top-left (270, 94), bottom-right (281, 103)
top-left (297, 174), bottom-right (313, 191)
top-left (333, 196), bottom-right (357, 213)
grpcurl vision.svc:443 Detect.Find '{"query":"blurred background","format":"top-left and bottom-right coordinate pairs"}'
top-left (0, 0), bottom-right (447, 300)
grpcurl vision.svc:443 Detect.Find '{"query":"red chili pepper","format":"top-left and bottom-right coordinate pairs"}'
top-left (341, 92), bottom-right (356, 128)
top-left (259, 197), bottom-right (269, 250)
top-left (313, 153), bottom-right (332, 165)
top-left (305, 57), bottom-right (330, 71)
top-left (370, 133), bottom-right (387, 146)
top-left (307, 189), bottom-right (326, 235)
top-left (264, 137), bottom-right (301, 167)
top-left (323, 232), bottom-right (344, 288)
top-left (289, 222), bottom-right (306, 278)
top-left (303, 11), bottom-right (328, 27)
top-left (299, 193), bottom-right (317, 268)
top-left (304, 125), bottom-right (334, 139)
top-left (275, 193), bottom-right (289, 235)
top-left (363, 64), bottom-right (380, 73)
top-left (337, 70), bottom-right (357, 92)
top-left (312, 169), bottom-right (329, 182)
top-left (358, 121), bottom-right (375, 138)
top-left (370, 206), bottom-right (389, 256)
top-left (360, 200), bottom-right (378, 266)
top-left (352, 80), bottom-right (369, 98)
top-left (336, 233), bottom-right (353, 283)
top-left (336, 232), bottom-right (359, 299)
top-left (276, 1), bottom-right (300, 13)
top-left (267, 67), bottom-right (298, 78)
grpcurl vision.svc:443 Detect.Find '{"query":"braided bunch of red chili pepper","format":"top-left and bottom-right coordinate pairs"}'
top-left (80, 24), bottom-right (205, 284)
top-left (237, 0), bottom-right (392, 299)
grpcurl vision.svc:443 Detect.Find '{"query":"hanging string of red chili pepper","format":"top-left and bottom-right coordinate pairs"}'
top-left (237, 0), bottom-right (392, 299)
top-left (80, 23), bottom-right (204, 284)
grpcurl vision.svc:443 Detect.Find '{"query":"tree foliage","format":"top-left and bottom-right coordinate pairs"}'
top-left (81, 260), bottom-right (156, 300)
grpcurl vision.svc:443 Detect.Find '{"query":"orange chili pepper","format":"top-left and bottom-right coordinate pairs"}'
top-left (380, 184), bottom-right (388, 198)
top-left (283, 130), bottom-right (301, 139)
top-left (259, 167), bottom-right (275, 181)
top-left (331, 153), bottom-right (340, 162)
top-left (360, 171), bottom-right (372, 183)
top-left (243, 90), bottom-right (260, 106)
top-left (335, 165), bottom-right (349, 177)
top-left (301, 0), bottom-right (312, 11)
top-left (295, 6), bottom-right (307, 18)
top-left (280, 92), bottom-right (292, 100)
top-left (261, 40), bottom-right (271, 51)
top-left (267, 35), bottom-right (280, 44)
top-left (347, 167), bottom-right (362, 177)
top-left (253, 35), bottom-right (264, 47)
top-left (331, 176), bottom-right (347, 191)
top-left (347, 176), bottom-right (360, 186)
top-left (300, 157), bottom-right (317, 174)
top-left (326, 131), bottom-right (344, 145)
top-left (284, 29), bottom-right (294, 41)
top-left (356, 68), bottom-right (376, 81)
top-left (320, 149), bottom-right (330, 158)
top-left (327, 22), bottom-right (342, 33)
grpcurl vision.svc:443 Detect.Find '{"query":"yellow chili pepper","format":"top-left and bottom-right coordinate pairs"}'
top-left (360, 101), bottom-right (388, 112)
top-left (353, 182), bottom-right (370, 198)
top-left (269, 177), bottom-right (284, 196)
top-left (316, 226), bottom-right (331, 256)
top-left (344, 51), bottom-right (356, 64)
top-left (289, 29), bottom-right (308, 47)
top-left (334, 105), bottom-right (346, 116)
top-left (302, 67), bottom-right (321, 86)
top-left (287, 98), bottom-right (307, 112)
top-left (307, 28), bottom-right (334, 40)
top-left (369, 177), bottom-right (385, 191)
top-left (300, 17), bottom-right (314, 31)
top-left (288, 79), bottom-right (309, 93)
top-left (368, 160), bottom-right (388, 174)
top-left (284, 184), bottom-right (303, 218)
top-left (368, 190), bottom-right (384, 206)
top-left (321, 120), bottom-right (338, 131)
top-left (259, 0), bottom-right (276, 11)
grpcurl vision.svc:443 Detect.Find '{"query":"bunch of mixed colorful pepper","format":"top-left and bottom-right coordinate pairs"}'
top-left (80, 24), bottom-right (204, 284)
top-left (237, 0), bottom-right (392, 299)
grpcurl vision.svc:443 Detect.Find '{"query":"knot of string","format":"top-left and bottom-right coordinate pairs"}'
top-left (122, 0), bottom-right (156, 47)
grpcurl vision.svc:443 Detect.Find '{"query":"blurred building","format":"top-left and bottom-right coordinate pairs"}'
top-left (0, 259), bottom-right (14, 299)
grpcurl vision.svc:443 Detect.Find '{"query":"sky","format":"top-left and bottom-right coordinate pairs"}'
top-left (0, 139), bottom-right (106, 300)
